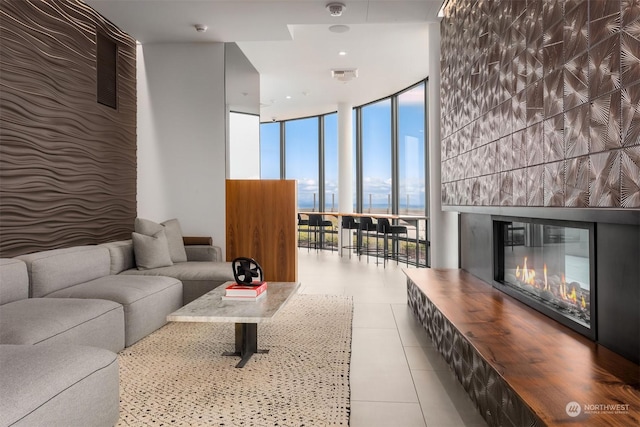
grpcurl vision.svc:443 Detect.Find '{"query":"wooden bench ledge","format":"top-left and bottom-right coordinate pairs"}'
top-left (405, 268), bottom-right (640, 426)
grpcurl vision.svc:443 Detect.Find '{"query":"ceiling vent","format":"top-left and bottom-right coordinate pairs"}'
top-left (331, 69), bottom-right (358, 82)
top-left (326, 2), bottom-right (346, 17)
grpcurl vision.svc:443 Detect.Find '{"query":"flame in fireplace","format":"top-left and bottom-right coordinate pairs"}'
top-left (560, 274), bottom-right (567, 299)
top-left (544, 264), bottom-right (548, 290)
top-left (508, 256), bottom-right (590, 324)
top-left (512, 260), bottom-right (587, 308)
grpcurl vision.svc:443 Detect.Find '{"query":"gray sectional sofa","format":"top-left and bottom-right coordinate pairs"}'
top-left (0, 222), bottom-right (235, 427)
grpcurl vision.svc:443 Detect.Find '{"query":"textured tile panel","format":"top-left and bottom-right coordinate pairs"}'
top-left (564, 52), bottom-right (590, 110)
top-left (513, 129), bottom-right (528, 169)
top-left (526, 39), bottom-right (544, 86)
top-left (565, 104), bottom-right (590, 158)
top-left (526, 81), bottom-right (544, 125)
top-left (544, 113), bottom-right (565, 163)
top-left (500, 171), bottom-right (513, 206)
top-left (498, 135), bottom-right (513, 172)
top-left (621, 82), bottom-right (640, 146)
top-left (544, 69), bottom-right (564, 117)
top-left (544, 160), bottom-right (565, 206)
top-left (512, 168), bottom-right (527, 205)
top-left (527, 164), bottom-right (545, 206)
top-left (590, 0), bottom-right (621, 44)
top-left (590, 90), bottom-right (622, 152)
top-left (590, 150), bottom-right (622, 207)
top-left (622, 0), bottom-right (640, 28)
top-left (621, 31), bottom-right (640, 86)
top-left (564, 1), bottom-right (589, 60)
top-left (525, 1), bottom-right (544, 46)
top-left (488, 173), bottom-right (500, 205)
top-left (440, 0), bottom-right (636, 209)
top-left (565, 155), bottom-right (590, 207)
top-left (543, 19), bottom-right (564, 73)
top-left (621, 147), bottom-right (640, 207)
top-left (513, 89), bottom-right (527, 131)
top-left (589, 34), bottom-right (622, 99)
top-left (526, 122), bottom-right (544, 166)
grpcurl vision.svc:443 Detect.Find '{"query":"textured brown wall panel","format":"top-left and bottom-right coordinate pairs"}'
top-left (441, 0), bottom-right (640, 208)
top-left (0, 0), bottom-right (136, 257)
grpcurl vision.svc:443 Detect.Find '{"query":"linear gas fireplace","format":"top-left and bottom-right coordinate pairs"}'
top-left (494, 217), bottom-right (595, 339)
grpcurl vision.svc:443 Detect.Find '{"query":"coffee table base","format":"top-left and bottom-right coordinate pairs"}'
top-left (222, 323), bottom-right (269, 368)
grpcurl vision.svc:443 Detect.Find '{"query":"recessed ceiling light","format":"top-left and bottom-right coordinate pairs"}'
top-left (338, 51), bottom-right (347, 56)
top-left (286, 95), bottom-right (292, 99)
top-left (329, 24), bottom-right (350, 33)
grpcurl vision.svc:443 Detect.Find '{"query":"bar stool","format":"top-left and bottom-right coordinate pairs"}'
top-left (297, 213), bottom-right (309, 248)
top-left (358, 217), bottom-right (377, 263)
top-left (307, 214), bottom-right (334, 252)
top-left (376, 218), bottom-right (409, 267)
top-left (340, 215), bottom-right (360, 258)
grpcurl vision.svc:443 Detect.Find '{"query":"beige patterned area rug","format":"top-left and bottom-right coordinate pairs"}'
top-left (117, 294), bottom-right (352, 427)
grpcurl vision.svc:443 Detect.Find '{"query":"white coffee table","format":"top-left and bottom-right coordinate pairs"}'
top-left (167, 281), bottom-right (300, 368)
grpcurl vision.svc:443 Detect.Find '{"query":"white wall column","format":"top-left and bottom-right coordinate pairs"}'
top-left (137, 43), bottom-right (227, 255)
top-left (428, 23), bottom-right (459, 268)
top-left (337, 103), bottom-right (353, 255)
top-left (338, 103), bottom-right (353, 213)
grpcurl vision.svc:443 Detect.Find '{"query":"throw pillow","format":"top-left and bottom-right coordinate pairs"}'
top-left (134, 217), bottom-right (187, 263)
top-left (134, 217), bottom-right (164, 236)
top-left (132, 230), bottom-right (173, 270)
top-left (161, 219), bottom-right (188, 263)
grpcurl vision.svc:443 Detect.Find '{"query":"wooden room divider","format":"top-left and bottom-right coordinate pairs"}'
top-left (225, 180), bottom-right (298, 282)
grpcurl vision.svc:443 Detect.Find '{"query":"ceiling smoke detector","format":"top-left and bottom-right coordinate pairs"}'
top-left (331, 69), bottom-right (358, 82)
top-left (194, 24), bottom-right (208, 33)
top-left (326, 2), bottom-right (346, 17)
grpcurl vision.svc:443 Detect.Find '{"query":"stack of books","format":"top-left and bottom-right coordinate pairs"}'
top-left (222, 281), bottom-right (268, 301)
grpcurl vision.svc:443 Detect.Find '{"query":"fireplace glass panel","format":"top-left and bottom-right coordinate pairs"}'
top-left (501, 221), bottom-right (591, 329)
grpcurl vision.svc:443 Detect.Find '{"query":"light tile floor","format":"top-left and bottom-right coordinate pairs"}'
top-left (297, 249), bottom-right (488, 427)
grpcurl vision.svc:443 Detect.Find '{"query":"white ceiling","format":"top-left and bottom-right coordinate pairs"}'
top-left (86, 0), bottom-right (443, 121)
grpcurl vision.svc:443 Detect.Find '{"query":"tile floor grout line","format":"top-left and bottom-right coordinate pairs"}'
top-left (391, 301), bottom-right (430, 427)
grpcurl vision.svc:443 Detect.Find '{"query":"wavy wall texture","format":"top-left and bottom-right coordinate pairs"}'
top-left (441, 0), bottom-right (640, 208)
top-left (0, 0), bottom-right (136, 257)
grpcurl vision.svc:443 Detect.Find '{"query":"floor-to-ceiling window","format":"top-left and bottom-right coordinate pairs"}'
top-left (361, 99), bottom-right (392, 214)
top-left (397, 83), bottom-right (426, 214)
top-left (260, 122), bottom-right (280, 179)
top-left (285, 117), bottom-right (319, 211)
top-left (258, 80), bottom-right (428, 264)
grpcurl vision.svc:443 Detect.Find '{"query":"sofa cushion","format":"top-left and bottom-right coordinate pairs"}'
top-left (0, 298), bottom-right (125, 352)
top-left (100, 239), bottom-right (136, 274)
top-left (0, 344), bottom-right (119, 427)
top-left (121, 261), bottom-right (233, 282)
top-left (135, 217), bottom-right (187, 263)
top-left (0, 259), bottom-right (28, 305)
top-left (47, 275), bottom-right (182, 347)
top-left (16, 246), bottom-right (111, 298)
top-left (121, 261), bottom-right (235, 305)
top-left (132, 230), bottom-right (174, 270)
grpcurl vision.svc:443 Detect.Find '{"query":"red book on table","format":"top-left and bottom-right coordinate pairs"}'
top-left (225, 281), bottom-right (267, 297)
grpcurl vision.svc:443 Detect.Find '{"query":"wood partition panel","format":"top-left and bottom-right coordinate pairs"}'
top-left (226, 180), bottom-right (297, 282)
